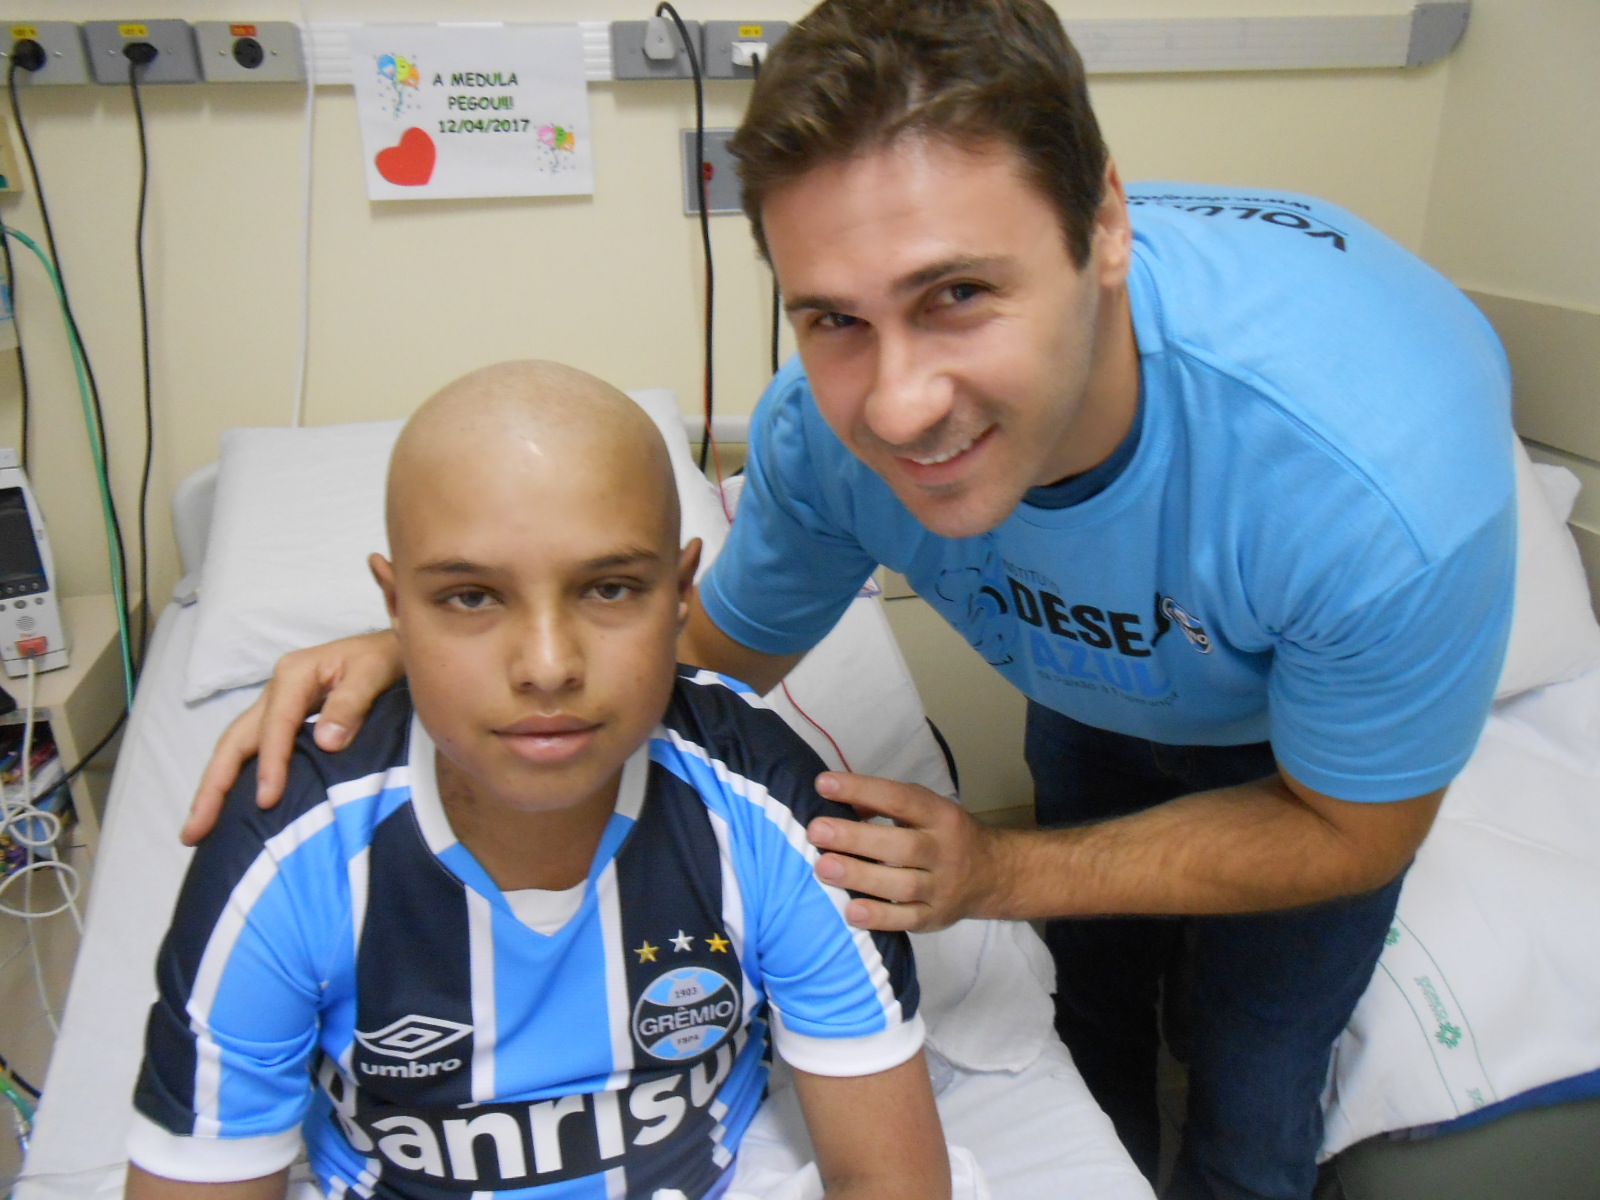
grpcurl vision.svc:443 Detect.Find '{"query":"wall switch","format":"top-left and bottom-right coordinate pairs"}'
top-left (3, 22), bottom-right (91, 85)
top-left (611, 19), bottom-right (702, 81)
top-left (193, 21), bottom-right (304, 83)
top-left (82, 19), bottom-right (201, 84)
top-left (682, 128), bottom-right (741, 216)
top-left (701, 20), bottom-right (789, 79)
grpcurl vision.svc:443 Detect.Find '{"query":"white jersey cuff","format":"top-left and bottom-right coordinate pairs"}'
top-left (127, 1111), bottom-right (303, 1182)
top-left (771, 1010), bottom-right (926, 1077)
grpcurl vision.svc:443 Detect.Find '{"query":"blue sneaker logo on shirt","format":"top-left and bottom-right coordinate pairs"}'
top-left (1154, 594), bottom-right (1212, 654)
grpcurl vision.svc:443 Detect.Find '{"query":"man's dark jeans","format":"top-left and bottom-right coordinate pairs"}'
top-left (1025, 701), bottom-right (1404, 1200)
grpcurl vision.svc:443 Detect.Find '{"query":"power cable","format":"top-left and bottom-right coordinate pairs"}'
top-left (654, 2), bottom-right (716, 471)
top-left (6, 57), bottom-right (132, 646)
top-left (5, 227), bottom-right (137, 708)
top-left (61, 709), bottom-right (127, 788)
top-left (0, 210), bottom-right (29, 470)
top-left (127, 50), bottom-right (157, 666)
top-left (749, 52), bottom-right (782, 377)
top-left (291, 2), bottom-right (317, 427)
top-left (0, 1052), bottom-right (39, 1101)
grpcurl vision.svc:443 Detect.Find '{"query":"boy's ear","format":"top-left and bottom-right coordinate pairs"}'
top-left (369, 553), bottom-right (401, 626)
top-left (676, 539), bottom-right (702, 619)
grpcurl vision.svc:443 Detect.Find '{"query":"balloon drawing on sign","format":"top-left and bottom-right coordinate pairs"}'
top-left (375, 127), bottom-right (436, 187)
top-left (376, 52), bottom-right (422, 117)
top-left (535, 123), bottom-right (579, 173)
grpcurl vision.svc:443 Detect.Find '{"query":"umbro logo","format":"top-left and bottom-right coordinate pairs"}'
top-left (355, 1014), bottom-right (471, 1061)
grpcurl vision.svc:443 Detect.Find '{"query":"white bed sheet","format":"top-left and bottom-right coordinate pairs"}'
top-left (1323, 661), bottom-right (1600, 1155)
top-left (18, 597), bottom-right (1153, 1200)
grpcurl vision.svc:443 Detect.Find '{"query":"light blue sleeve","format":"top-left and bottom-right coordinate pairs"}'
top-left (654, 695), bottom-right (924, 1077)
top-left (1268, 504), bottom-right (1516, 801)
top-left (720, 761), bottom-right (923, 1075)
top-left (698, 360), bottom-right (880, 656)
top-left (136, 780), bottom-right (348, 1143)
top-left (205, 849), bottom-right (344, 1131)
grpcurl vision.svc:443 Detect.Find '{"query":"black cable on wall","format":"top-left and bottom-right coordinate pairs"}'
top-left (6, 55), bottom-right (131, 639)
top-left (750, 52), bottom-right (781, 378)
top-left (654, 2), bottom-right (716, 470)
top-left (127, 48), bottom-right (158, 667)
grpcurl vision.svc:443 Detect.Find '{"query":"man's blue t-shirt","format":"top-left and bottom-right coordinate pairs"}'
top-left (700, 185), bottom-right (1516, 803)
top-left (131, 673), bottom-right (922, 1199)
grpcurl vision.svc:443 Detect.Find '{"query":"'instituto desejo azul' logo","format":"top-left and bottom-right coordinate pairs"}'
top-left (633, 966), bottom-right (740, 1061)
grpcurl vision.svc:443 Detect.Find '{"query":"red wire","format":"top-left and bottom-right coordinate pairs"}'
top-left (781, 680), bottom-right (852, 773)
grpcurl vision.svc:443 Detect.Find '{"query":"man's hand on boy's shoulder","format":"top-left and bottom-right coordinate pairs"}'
top-left (185, 630), bottom-right (405, 845)
top-left (807, 772), bottom-right (1005, 933)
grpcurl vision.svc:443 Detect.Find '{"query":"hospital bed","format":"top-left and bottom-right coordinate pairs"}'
top-left (15, 392), bottom-right (1154, 1200)
top-left (1311, 383), bottom-right (1600, 1191)
top-left (16, 389), bottom-right (1600, 1200)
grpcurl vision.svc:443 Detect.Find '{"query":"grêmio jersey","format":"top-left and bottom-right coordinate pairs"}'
top-left (700, 184), bottom-right (1517, 803)
top-left (131, 672), bottom-right (922, 1199)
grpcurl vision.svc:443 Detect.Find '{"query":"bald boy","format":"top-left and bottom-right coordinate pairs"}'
top-left (129, 362), bottom-right (948, 1200)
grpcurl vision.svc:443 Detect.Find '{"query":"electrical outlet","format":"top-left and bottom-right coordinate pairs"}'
top-left (612, 19), bottom-right (702, 81)
top-left (193, 21), bottom-right (304, 83)
top-left (701, 20), bottom-right (789, 79)
top-left (682, 128), bottom-right (741, 216)
top-left (2, 22), bottom-right (91, 86)
top-left (82, 19), bottom-right (201, 84)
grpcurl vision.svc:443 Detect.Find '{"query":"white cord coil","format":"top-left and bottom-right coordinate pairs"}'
top-left (0, 660), bottom-right (86, 1040)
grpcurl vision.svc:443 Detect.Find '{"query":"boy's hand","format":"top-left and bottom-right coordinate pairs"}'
top-left (183, 631), bottom-right (404, 845)
top-left (807, 773), bottom-right (1005, 933)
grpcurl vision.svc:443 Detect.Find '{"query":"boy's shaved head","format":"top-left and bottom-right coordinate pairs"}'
top-left (387, 359), bottom-right (680, 558)
top-left (370, 358), bottom-right (702, 837)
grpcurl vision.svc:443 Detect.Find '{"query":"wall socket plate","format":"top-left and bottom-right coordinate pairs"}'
top-left (701, 20), bottom-right (789, 79)
top-left (82, 19), bottom-right (201, 84)
top-left (611, 19), bottom-right (702, 81)
top-left (682, 128), bottom-right (741, 216)
top-left (193, 21), bottom-right (304, 83)
top-left (2, 22), bottom-right (91, 86)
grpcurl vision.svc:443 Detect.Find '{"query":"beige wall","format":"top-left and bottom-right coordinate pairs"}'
top-left (1422, 0), bottom-right (1600, 311)
top-left (5, 0), bottom-right (1453, 614)
top-left (1421, 0), bottom-right (1600, 604)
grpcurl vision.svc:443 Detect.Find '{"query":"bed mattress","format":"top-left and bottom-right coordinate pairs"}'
top-left (17, 599), bottom-right (1154, 1200)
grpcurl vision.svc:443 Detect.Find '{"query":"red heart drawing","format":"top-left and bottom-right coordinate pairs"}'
top-left (375, 127), bottom-right (436, 186)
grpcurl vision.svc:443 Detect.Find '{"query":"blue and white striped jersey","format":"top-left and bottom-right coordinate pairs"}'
top-left (132, 670), bottom-right (922, 1199)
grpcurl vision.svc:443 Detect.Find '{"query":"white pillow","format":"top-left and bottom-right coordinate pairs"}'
top-left (1495, 438), bottom-right (1600, 698)
top-left (183, 392), bottom-right (729, 704)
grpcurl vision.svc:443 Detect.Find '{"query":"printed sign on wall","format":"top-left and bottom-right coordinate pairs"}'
top-left (350, 24), bottom-right (593, 201)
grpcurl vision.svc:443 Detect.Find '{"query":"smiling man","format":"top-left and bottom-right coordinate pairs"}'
top-left (682, 2), bottom-right (1515, 1196)
top-left (187, 3), bottom-right (1516, 1197)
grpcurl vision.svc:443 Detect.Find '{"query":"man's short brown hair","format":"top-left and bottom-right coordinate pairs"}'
top-left (730, 0), bottom-right (1108, 266)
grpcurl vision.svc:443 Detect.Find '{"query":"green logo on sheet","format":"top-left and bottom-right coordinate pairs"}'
top-left (1435, 1022), bottom-right (1462, 1049)
top-left (1384, 926), bottom-right (1401, 947)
